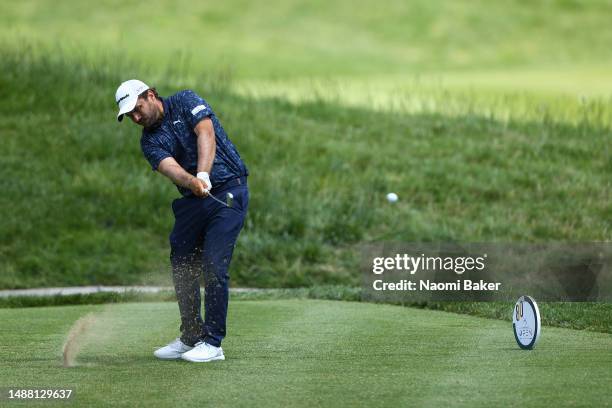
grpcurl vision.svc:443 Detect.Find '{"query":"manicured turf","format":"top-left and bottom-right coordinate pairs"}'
top-left (1, 300), bottom-right (610, 407)
top-left (2, 288), bottom-right (611, 334)
top-left (3, 0), bottom-right (612, 78)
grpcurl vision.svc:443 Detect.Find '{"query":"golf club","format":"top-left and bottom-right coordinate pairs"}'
top-left (207, 191), bottom-right (234, 207)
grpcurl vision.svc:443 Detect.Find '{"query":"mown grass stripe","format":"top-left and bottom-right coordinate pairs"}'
top-left (0, 301), bottom-right (610, 407)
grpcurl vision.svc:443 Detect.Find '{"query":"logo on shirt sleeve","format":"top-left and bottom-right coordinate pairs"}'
top-left (191, 105), bottom-right (207, 115)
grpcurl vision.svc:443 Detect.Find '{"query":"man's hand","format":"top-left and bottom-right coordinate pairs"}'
top-left (188, 176), bottom-right (208, 197)
top-left (158, 157), bottom-right (211, 197)
top-left (196, 171), bottom-right (212, 192)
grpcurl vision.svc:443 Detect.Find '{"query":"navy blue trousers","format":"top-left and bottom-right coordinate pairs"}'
top-left (169, 179), bottom-right (248, 347)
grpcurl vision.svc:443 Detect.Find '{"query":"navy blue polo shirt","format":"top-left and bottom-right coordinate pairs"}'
top-left (140, 90), bottom-right (248, 197)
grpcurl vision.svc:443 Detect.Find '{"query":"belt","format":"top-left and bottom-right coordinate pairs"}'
top-left (210, 176), bottom-right (247, 195)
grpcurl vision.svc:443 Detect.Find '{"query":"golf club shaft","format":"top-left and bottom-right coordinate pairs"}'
top-left (207, 191), bottom-right (229, 207)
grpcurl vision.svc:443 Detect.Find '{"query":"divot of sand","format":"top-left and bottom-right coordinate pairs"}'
top-left (62, 313), bottom-right (97, 367)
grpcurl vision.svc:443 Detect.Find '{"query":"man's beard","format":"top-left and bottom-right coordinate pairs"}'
top-left (143, 111), bottom-right (163, 131)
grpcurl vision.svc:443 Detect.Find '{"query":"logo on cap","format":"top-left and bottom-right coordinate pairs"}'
top-left (117, 94), bottom-right (130, 105)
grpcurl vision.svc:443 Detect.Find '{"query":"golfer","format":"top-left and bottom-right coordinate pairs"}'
top-left (115, 79), bottom-right (249, 362)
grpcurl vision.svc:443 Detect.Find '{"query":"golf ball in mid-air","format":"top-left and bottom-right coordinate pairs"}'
top-left (386, 193), bottom-right (398, 203)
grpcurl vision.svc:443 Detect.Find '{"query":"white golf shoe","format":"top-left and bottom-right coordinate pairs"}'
top-left (181, 341), bottom-right (225, 363)
top-left (153, 338), bottom-right (193, 360)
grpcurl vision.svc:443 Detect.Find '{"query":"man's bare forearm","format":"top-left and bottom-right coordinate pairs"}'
top-left (157, 157), bottom-right (198, 190)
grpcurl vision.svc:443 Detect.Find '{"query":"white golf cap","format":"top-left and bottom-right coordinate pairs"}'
top-left (115, 79), bottom-right (150, 122)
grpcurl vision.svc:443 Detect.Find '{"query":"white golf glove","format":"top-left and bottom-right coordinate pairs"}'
top-left (196, 172), bottom-right (212, 192)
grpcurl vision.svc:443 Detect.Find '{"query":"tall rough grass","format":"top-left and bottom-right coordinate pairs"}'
top-left (1, 45), bottom-right (610, 289)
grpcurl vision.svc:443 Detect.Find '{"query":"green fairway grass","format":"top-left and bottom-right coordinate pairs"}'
top-left (2, 288), bottom-right (611, 334)
top-left (3, 0), bottom-right (612, 79)
top-left (235, 74), bottom-right (612, 127)
top-left (0, 300), bottom-right (610, 407)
